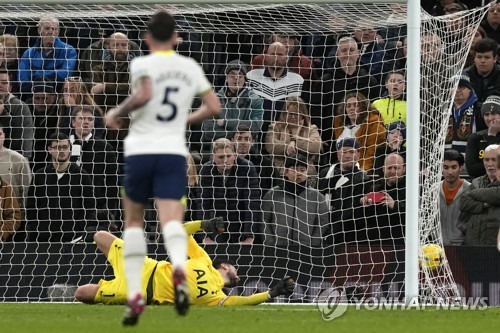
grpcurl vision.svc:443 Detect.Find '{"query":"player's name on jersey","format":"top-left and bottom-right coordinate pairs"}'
top-left (155, 70), bottom-right (193, 86)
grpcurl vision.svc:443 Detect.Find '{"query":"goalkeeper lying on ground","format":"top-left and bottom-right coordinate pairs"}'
top-left (74, 218), bottom-right (294, 306)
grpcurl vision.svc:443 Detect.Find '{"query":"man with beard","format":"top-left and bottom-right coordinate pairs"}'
top-left (91, 32), bottom-right (133, 111)
top-left (246, 41), bottom-right (304, 136)
top-left (18, 17), bottom-right (77, 96)
top-left (251, 34), bottom-right (314, 80)
top-left (262, 154), bottom-right (330, 247)
top-left (74, 218), bottom-right (294, 306)
top-left (30, 84), bottom-right (60, 171)
top-left (318, 138), bottom-right (367, 243)
top-left (79, 30), bottom-right (142, 84)
top-left (26, 132), bottom-right (97, 242)
top-left (0, 70), bottom-right (33, 159)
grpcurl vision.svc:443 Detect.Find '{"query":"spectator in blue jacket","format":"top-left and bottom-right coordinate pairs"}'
top-left (18, 17), bottom-right (77, 95)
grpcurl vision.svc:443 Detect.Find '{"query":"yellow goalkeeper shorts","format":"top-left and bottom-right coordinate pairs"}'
top-left (94, 238), bottom-right (158, 305)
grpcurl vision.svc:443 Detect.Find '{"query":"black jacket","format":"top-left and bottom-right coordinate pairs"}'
top-left (69, 135), bottom-right (119, 212)
top-left (31, 102), bottom-right (60, 171)
top-left (465, 64), bottom-right (500, 104)
top-left (26, 163), bottom-right (96, 242)
top-left (200, 157), bottom-right (261, 242)
top-left (358, 177), bottom-right (406, 244)
top-left (318, 164), bottom-right (368, 243)
top-left (465, 129), bottom-right (500, 178)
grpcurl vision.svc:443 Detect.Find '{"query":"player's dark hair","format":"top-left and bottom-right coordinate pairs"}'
top-left (47, 132), bottom-right (69, 148)
top-left (212, 258), bottom-right (236, 270)
top-left (475, 37), bottom-right (498, 54)
top-left (147, 11), bottom-right (176, 42)
top-left (443, 149), bottom-right (464, 166)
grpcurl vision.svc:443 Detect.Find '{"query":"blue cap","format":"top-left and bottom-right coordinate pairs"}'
top-left (336, 138), bottom-right (360, 150)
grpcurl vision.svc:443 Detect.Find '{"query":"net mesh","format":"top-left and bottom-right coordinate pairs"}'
top-left (0, 2), bottom-right (491, 304)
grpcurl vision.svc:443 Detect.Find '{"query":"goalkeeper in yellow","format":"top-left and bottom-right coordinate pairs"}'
top-left (74, 218), bottom-right (294, 307)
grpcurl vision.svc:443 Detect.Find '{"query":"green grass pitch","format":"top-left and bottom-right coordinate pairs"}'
top-left (1, 303), bottom-right (500, 333)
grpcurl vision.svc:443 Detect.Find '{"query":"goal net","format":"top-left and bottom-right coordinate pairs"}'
top-left (0, 2), bottom-right (490, 304)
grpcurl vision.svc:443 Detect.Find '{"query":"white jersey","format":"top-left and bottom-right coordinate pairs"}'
top-left (124, 51), bottom-right (212, 157)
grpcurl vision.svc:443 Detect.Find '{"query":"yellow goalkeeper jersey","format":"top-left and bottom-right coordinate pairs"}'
top-left (152, 236), bottom-right (269, 306)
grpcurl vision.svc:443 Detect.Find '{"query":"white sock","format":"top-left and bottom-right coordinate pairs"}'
top-left (123, 227), bottom-right (146, 299)
top-left (162, 221), bottom-right (187, 269)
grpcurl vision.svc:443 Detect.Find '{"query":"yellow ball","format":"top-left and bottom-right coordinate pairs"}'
top-left (420, 244), bottom-right (444, 270)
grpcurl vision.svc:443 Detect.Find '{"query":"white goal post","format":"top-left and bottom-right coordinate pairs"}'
top-left (0, 0), bottom-right (492, 305)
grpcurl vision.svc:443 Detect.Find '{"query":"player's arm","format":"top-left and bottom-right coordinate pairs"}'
top-left (217, 277), bottom-right (295, 306)
top-left (183, 217), bottom-right (227, 236)
top-left (184, 217), bottom-right (227, 260)
top-left (105, 76), bottom-right (153, 129)
top-left (187, 89), bottom-right (221, 125)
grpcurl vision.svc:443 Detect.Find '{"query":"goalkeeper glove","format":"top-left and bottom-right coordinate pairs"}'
top-left (201, 217), bottom-right (228, 234)
top-left (268, 276), bottom-right (295, 299)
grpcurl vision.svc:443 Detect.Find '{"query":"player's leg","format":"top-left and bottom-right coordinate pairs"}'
top-left (157, 200), bottom-right (189, 316)
top-left (157, 200), bottom-right (186, 269)
top-left (122, 155), bottom-right (153, 325)
top-left (74, 284), bottom-right (100, 303)
top-left (75, 232), bottom-right (124, 304)
top-left (153, 154), bottom-right (189, 315)
top-left (122, 195), bottom-right (147, 325)
top-left (94, 230), bottom-right (118, 258)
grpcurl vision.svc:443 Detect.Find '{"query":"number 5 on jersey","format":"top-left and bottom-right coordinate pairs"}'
top-left (157, 87), bottom-right (178, 122)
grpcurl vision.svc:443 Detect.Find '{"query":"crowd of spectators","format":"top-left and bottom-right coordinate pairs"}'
top-left (0, 2), bottom-right (499, 249)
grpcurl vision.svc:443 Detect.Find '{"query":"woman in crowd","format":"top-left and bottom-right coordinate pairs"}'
top-left (265, 96), bottom-right (322, 174)
top-left (333, 91), bottom-right (386, 172)
top-left (58, 76), bottom-right (105, 138)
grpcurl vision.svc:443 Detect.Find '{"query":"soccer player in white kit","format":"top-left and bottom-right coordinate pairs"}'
top-left (105, 11), bottom-right (221, 326)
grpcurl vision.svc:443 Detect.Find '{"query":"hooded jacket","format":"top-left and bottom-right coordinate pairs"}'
top-left (439, 179), bottom-right (470, 245)
top-left (372, 93), bottom-right (407, 125)
top-left (201, 86), bottom-right (263, 142)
